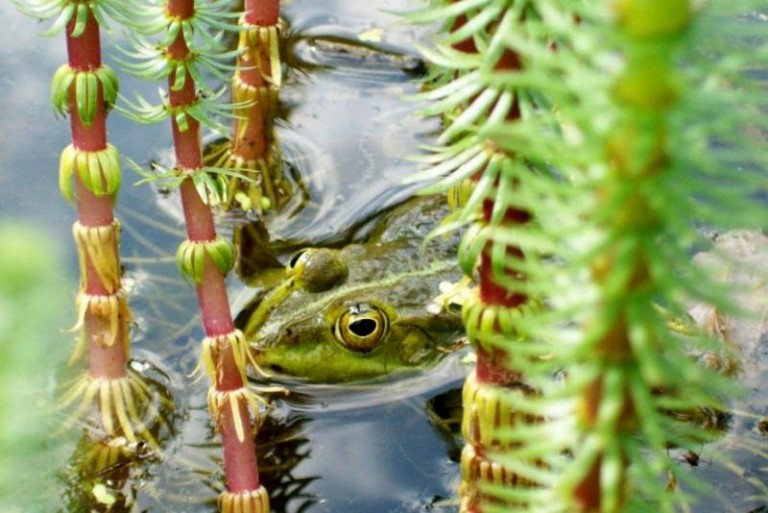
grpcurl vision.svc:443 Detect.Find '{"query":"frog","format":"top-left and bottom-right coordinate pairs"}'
top-left (237, 194), bottom-right (467, 383)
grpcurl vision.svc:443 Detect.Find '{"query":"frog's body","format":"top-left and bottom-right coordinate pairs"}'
top-left (241, 194), bottom-right (466, 383)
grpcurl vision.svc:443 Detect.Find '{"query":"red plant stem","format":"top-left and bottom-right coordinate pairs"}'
top-left (243, 0), bottom-right (279, 26)
top-left (166, 0), bottom-right (261, 492)
top-left (66, 13), bottom-right (111, 228)
top-left (86, 314), bottom-right (128, 380)
top-left (65, 12), bottom-right (128, 380)
top-left (178, 181), bottom-right (235, 335)
top-left (469, 43), bottom-right (528, 386)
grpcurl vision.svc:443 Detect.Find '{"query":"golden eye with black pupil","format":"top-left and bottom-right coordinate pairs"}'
top-left (332, 303), bottom-right (390, 352)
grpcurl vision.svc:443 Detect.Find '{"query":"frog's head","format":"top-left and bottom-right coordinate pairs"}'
top-left (239, 195), bottom-right (466, 383)
top-left (252, 296), bottom-right (462, 382)
top-left (243, 247), bottom-right (464, 383)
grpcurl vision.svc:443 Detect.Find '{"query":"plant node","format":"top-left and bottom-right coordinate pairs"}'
top-left (60, 143), bottom-right (121, 202)
top-left (218, 486), bottom-right (270, 513)
top-left (176, 237), bottom-right (236, 283)
top-left (72, 219), bottom-right (122, 292)
top-left (51, 64), bottom-right (119, 126)
top-left (70, 288), bottom-right (131, 363)
top-left (195, 330), bottom-right (250, 383)
top-left (207, 386), bottom-right (264, 443)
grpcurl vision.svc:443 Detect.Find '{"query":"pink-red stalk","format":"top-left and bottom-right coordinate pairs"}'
top-left (166, 0), bottom-right (262, 495)
top-left (66, 12), bottom-right (129, 381)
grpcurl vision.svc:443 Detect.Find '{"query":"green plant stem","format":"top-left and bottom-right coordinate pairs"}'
top-left (570, 2), bottom-right (692, 509)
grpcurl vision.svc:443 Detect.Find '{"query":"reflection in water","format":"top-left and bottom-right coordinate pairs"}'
top-left (252, 362), bottom-right (466, 513)
top-left (59, 361), bottom-right (179, 512)
top-left (425, 386), bottom-right (464, 464)
top-left (257, 415), bottom-right (319, 513)
top-left (287, 33), bottom-right (426, 80)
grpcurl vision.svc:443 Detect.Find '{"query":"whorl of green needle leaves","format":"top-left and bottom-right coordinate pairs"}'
top-left (17, 0), bottom-right (133, 35)
top-left (412, 0), bottom-right (767, 511)
top-left (51, 64), bottom-right (119, 127)
top-left (117, 0), bottom-right (243, 135)
top-left (129, 160), bottom-right (240, 207)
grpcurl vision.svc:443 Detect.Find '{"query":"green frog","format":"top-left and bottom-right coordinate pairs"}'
top-left (238, 194), bottom-right (467, 383)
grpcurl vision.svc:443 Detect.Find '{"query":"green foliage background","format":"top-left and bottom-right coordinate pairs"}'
top-left (0, 224), bottom-right (71, 510)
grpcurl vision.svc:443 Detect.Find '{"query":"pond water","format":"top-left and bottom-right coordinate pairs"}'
top-left (1, 1), bottom-right (767, 512)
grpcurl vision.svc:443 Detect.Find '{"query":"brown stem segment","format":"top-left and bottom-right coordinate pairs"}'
top-left (231, 5), bottom-right (278, 165)
top-left (86, 312), bottom-right (128, 380)
top-left (220, 0), bottom-right (292, 214)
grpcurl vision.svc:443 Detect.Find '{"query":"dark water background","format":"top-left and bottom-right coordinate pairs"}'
top-left (1, 1), bottom-right (767, 511)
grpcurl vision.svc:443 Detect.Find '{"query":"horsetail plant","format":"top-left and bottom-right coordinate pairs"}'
top-left (533, 3), bottom-right (767, 510)
top-left (120, 0), bottom-right (269, 510)
top-left (414, 0), bottom-right (767, 511)
top-left (408, 1), bottom-right (555, 510)
top-left (17, 0), bottom-right (160, 445)
top-left (206, 0), bottom-right (290, 213)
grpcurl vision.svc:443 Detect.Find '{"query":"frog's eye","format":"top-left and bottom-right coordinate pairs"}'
top-left (333, 303), bottom-right (390, 353)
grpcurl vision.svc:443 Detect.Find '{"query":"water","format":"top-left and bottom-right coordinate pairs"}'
top-left (1, 1), bottom-right (767, 512)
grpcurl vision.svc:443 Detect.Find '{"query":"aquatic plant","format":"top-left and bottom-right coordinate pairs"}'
top-left (413, 0), bottom-right (767, 511)
top-left (206, 0), bottom-right (291, 212)
top-left (16, 0), bottom-right (156, 443)
top-left (120, 0), bottom-right (270, 509)
top-left (408, 1), bottom-right (550, 509)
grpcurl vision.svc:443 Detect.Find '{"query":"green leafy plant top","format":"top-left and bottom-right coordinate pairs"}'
top-left (411, 0), bottom-right (767, 511)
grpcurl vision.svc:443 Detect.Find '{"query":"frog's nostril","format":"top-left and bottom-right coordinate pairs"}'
top-left (287, 250), bottom-right (308, 269)
top-left (287, 248), bottom-right (348, 293)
